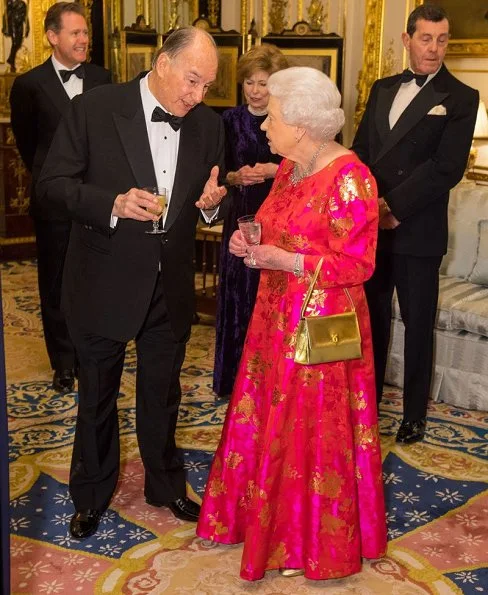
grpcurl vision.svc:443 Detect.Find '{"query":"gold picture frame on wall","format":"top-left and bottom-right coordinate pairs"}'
top-left (429, 0), bottom-right (488, 56)
top-left (280, 48), bottom-right (339, 86)
top-left (119, 30), bottom-right (160, 82)
top-left (126, 45), bottom-right (155, 80)
top-left (205, 45), bottom-right (239, 108)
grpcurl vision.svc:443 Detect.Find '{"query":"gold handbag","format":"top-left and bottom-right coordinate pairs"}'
top-left (294, 258), bottom-right (362, 365)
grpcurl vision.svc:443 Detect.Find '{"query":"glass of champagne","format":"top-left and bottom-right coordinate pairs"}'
top-left (144, 186), bottom-right (167, 235)
top-left (237, 214), bottom-right (261, 245)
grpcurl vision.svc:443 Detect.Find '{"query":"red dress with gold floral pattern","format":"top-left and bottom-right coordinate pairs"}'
top-left (197, 154), bottom-right (387, 581)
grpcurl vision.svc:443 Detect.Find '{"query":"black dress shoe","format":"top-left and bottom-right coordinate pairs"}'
top-left (396, 418), bottom-right (426, 444)
top-left (69, 509), bottom-right (102, 539)
top-left (146, 496), bottom-right (201, 522)
top-left (52, 369), bottom-right (75, 392)
top-left (168, 497), bottom-right (201, 521)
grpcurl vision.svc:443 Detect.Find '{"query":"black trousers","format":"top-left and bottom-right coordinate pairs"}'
top-left (365, 251), bottom-right (442, 422)
top-left (34, 218), bottom-right (76, 371)
top-left (68, 273), bottom-right (188, 512)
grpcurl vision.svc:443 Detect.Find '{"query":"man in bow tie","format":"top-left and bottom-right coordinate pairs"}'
top-left (37, 26), bottom-right (226, 539)
top-left (352, 5), bottom-right (478, 444)
top-left (10, 2), bottom-right (111, 394)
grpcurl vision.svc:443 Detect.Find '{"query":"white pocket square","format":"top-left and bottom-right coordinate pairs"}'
top-left (427, 105), bottom-right (447, 116)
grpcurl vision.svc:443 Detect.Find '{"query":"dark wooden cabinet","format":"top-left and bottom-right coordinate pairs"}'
top-left (0, 119), bottom-right (36, 259)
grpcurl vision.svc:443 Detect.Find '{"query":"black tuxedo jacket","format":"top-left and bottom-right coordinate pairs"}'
top-left (9, 58), bottom-right (111, 220)
top-left (37, 76), bottom-right (225, 342)
top-left (352, 64), bottom-right (478, 257)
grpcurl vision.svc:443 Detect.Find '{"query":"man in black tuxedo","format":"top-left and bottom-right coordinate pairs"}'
top-left (10, 2), bottom-right (111, 393)
top-left (37, 26), bottom-right (227, 539)
top-left (352, 4), bottom-right (478, 444)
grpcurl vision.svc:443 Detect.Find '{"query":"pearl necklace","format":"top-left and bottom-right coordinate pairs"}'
top-left (247, 105), bottom-right (268, 116)
top-left (290, 141), bottom-right (330, 185)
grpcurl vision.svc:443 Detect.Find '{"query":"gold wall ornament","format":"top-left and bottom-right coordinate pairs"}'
top-left (8, 156), bottom-right (29, 215)
top-left (269, 0), bottom-right (288, 34)
top-left (381, 39), bottom-right (399, 78)
top-left (354, 0), bottom-right (384, 130)
top-left (297, 0), bottom-right (303, 21)
top-left (241, 0), bottom-right (248, 36)
top-left (262, 0), bottom-right (269, 36)
top-left (103, 0), bottom-right (123, 69)
top-left (208, 0), bottom-right (219, 28)
top-left (307, 0), bottom-right (326, 32)
top-left (14, 45), bottom-right (31, 73)
top-left (169, 0), bottom-right (180, 30)
top-left (78, 0), bottom-right (93, 61)
top-left (32, 0), bottom-right (56, 67)
top-left (109, 28), bottom-right (122, 83)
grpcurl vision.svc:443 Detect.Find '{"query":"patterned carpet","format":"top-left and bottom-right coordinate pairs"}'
top-left (3, 259), bottom-right (488, 594)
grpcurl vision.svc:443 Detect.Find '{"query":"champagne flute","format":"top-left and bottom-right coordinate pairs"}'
top-left (237, 214), bottom-right (261, 245)
top-left (143, 186), bottom-right (167, 235)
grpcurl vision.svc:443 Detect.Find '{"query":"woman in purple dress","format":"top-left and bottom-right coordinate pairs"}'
top-left (213, 45), bottom-right (288, 398)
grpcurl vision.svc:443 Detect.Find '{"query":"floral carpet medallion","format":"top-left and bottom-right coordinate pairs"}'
top-left (3, 261), bottom-right (488, 594)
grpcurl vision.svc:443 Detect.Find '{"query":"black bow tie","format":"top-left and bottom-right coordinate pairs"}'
top-left (59, 64), bottom-right (85, 83)
top-left (151, 106), bottom-right (184, 131)
top-left (400, 69), bottom-right (428, 87)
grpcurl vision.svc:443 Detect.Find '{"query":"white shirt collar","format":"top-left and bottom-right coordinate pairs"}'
top-left (51, 55), bottom-right (81, 75)
top-left (405, 63), bottom-right (442, 86)
top-left (140, 72), bottom-right (176, 121)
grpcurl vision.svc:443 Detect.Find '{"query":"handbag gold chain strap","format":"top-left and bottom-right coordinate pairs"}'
top-left (300, 257), bottom-right (356, 319)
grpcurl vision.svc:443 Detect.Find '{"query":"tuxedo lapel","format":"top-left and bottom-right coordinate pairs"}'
top-left (83, 65), bottom-right (105, 92)
top-left (374, 74), bottom-right (449, 164)
top-left (164, 115), bottom-right (202, 231)
top-left (113, 80), bottom-right (157, 190)
top-left (376, 79), bottom-right (401, 143)
top-left (39, 59), bottom-right (71, 115)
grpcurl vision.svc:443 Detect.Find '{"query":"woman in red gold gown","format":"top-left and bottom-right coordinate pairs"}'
top-left (197, 66), bottom-right (387, 581)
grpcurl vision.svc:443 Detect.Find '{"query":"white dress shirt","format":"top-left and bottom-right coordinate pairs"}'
top-left (51, 55), bottom-right (83, 100)
top-left (140, 73), bottom-right (179, 224)
top-left (389, 66), bottom-right (440, 129)
top-left (110, 73), bottom-right (217, 229)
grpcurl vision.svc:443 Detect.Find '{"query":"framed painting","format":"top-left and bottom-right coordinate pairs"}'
top-left (126, 45), bottom-right (154, 80)
top-left (281, 48), bottom-right (339, 87)
top-left (262, 34), bottom-right (343, 93)
top-left (119, 30), bottom-right (160, 82)
top-left (205, 45), bottom-right (239, 108)
top-left (429, 0), bottom-right (488, 55)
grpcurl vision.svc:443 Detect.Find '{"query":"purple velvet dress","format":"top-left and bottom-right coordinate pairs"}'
top-left (213, 105), bottom-right (281, 397)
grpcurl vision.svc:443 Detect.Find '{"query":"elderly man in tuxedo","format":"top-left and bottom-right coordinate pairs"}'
top-left (10, 2), bottom-right (111, 393)
top-left (37, 26), bottom-right (227, 539)
top-left (352, 4), bottom-right (478, 444)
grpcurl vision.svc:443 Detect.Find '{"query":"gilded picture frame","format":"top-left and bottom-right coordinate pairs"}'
top-left (119, 30), bottom-right (160, 83)
top-left (126, 45), bottom-right (155, 81)
top-left (280, 48), bottom-right (339, 87)
top-left (205, 45), bottom-right (239, 108)
top-left (429, 0), bottom-right (488, 56)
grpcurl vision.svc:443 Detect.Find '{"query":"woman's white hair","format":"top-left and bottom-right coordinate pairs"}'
top-left (267, 66), bottom-right (345, 141)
